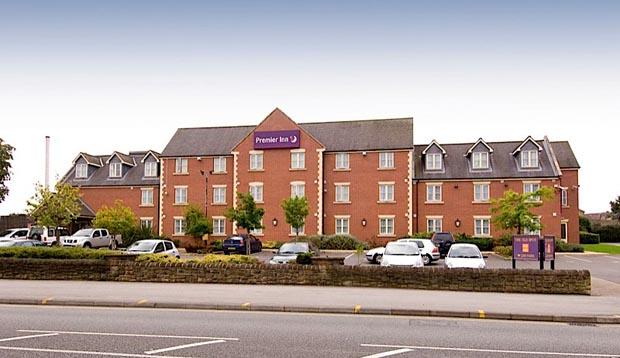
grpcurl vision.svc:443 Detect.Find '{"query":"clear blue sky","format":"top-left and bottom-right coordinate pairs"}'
top-left (1, 0), bottom-right (618, 214)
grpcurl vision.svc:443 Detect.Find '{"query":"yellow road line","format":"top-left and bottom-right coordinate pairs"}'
top-left (478, 310), bottom-right (486, 319)
top-left (241, 302), bottom-right (251, 309)
top-left (354, 304), bottom-right (362, 314)
top-left (41, 297), bottom-right (54, 305)
top-left (136, 299), bottom-right (148, 305)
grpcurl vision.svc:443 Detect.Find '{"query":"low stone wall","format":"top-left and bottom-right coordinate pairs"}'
top-left (0, 257), bottom-right (591, 295)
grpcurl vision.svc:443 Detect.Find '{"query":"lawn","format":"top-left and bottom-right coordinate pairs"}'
top-left (582, 243), bottom-right (620, 254)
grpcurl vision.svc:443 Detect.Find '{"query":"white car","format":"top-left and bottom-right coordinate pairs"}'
top-left (126, 240), bottom-right (180, 259)
top-left (396, 238), bottom-right (440, 265)
top-left (0, 228), bottom-right (29, 240)
top-left (444, 243), bottom-right (486, 269)
top-left (27, 226), bottom-right (71, 246)
top-left (380, 242), bottom-right (424, 268)
top-left (62, 228), bottom-right (121, 249)
top-left (365, 246), bottom-right (385, 264)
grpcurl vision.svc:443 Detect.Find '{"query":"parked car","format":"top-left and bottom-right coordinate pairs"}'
top-left (126, 239), bottom-right (180, 258)
top-left (0, 239), bottom-right (45, 247)
top-left (380, 241), bottom-right (424, 268)
top-left (430, 232), bottom-right (455, 258)
top-left (222, 234), bottom-right (262, 254)
top-left (269, 241), bottom-right (320, 264)
top-left (397, 238), bottom-right (440, 265)
top-left (27, 226), bottom-right (71, 246)
top-left (365, 246), bottom-right (385, 264)
top-left (62, 228), bottom-right (121, 249)
top-left (0, 228), bottom-right (29, 240)
top-left (444, 243), bottom-right (486, 269)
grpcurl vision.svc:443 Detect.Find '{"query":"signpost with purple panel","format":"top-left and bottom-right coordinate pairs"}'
top-left (512, 235), bottom-right (540, 269)
top-left (254, 130), bottom-right (301, 149)
top-left (544, 235), bottom-right (556, 270)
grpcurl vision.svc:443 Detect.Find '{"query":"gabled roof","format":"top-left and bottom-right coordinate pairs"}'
top-left (465, 138), bottom-right (494, 155)
top-left (62, 151), bottom-right (159, 187)
top-left (140, 150), bottom-right (161, 163)
top-left (72, 153), bottom-right (102, 167)
top-left (550, 141), bottom-right (580, 168)
top-left (106, 151), bottom-right (136, 166)
top-left (511, 136), bottom-right (543, 155)
top-left (421, 140), bottom-right (446, 155)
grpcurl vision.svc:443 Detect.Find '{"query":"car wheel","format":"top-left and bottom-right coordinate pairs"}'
top-left (176, 256), bottom-right (181, 259)
top-left (83, 242), bottom-right (92, 249)
top-left (108, 240), bottom-right (117, 250)
top-left (50, 240), bottom-right (58, 247)
top-left (423, 254), bottom-right (431, 266)
top-left (375, 254), bottom-right (383, 264)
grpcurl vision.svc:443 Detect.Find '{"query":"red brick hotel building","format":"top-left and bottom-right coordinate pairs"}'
top-left (63, 108), bottom-right (580, 244)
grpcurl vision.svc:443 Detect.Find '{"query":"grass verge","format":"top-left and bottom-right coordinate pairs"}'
top-left (582, 243), bottom-right (620, 254)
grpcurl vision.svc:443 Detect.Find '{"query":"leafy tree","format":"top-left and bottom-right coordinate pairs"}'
top-left (184, 204), bottom-right (212, 239)
top-left (491, 187), bottom-right (554, 235)
top-left (579, 216), bottom-right (592, 232)
top-left (0, 138), bottom-right (14, 203)
top-left (26, 182), bottom-right (81, 244)
top-left (92, 200), bottom-right (138, 245)
top-left (610, 196), bottom-right (620, 221)
top-left (281, 196), bottom-right (309, 239)
top-left (225, 192), bottom-right (264, 254)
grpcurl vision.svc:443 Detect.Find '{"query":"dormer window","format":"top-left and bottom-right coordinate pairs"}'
top-left (521, 150), bottom-right (538, 168)
top-left (109, 162), bottom-right (122, 178)
top-left (426, 153), bottom-right (442, 170)
top-left (144, 162), bottom-right (157, 177)
top-left (75, 163), bottom-right (88, 179)
top-left (472, 152), bottom-right (489, 169)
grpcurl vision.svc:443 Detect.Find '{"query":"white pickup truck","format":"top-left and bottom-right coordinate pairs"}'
top-left (62, 228), bottom-right (121, 249)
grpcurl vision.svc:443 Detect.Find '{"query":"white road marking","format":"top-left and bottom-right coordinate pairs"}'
top-left (602, 256), bottom-right (620, 263)
top-left (361, 348), bottom-right (413, 358)
top-left (361, 343), bottom-right (618, 357)
top-left (0, 345), bottom-right (191, 358)
top-left (18, 329), bottom-right (238, 341)
top-left (344, 253), bottom-right (356, 261)
top-left (0, 332), bottom-right (58, 342)
top-left (145, 339), bottom-right (226, 354)
top-left (566, 256), bottom-right (592, 263)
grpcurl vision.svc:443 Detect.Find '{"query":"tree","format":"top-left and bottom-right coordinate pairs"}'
top-left (491, 187), bottom-right (554, 235)
top-left (610, 196), bottom-right (620, 221)
top-left (27, 182), bottom-right (81, 244)
top-left (281, 196), bottom-right (309, 239)
top-left (0, 138), bottom-right (14, 204)
top-left (184, 204), bottom-right (212, 239)
top-left (92, 200), bottom-right (138, 246)
top-left (225, 192), bottom-right (265, 254)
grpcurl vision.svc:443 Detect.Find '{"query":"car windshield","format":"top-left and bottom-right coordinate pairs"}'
top-left (128, 241), bottom-right (156, 252)
top-left (433, 233), bottom-right (453, 242)
top-left (449, 246), bottom-right (482, 258)
top-left (73, 229), bottom-right (93, 237)
top-left (384, 243), bottom-right (420, 256)
top-left (278, 243), bottom-right (309, 254)
top-left (29, 227), bottom-right (44, 235)
top-left (0, 230), bottom-right (13, 237)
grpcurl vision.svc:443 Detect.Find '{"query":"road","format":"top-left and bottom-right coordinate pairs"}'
top-left (0, 305), bottom-right (618, 358)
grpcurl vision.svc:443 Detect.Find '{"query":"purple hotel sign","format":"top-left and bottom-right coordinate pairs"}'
top-left (544, 236), bottom-right (556, 261)
top-left (513, 235), bottom-right (540, 261)
top-left (254, 130), bottom-right (301, 149)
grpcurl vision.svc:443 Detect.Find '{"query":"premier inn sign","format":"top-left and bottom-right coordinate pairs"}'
top-left (253, 130), bottom-right (301, 149)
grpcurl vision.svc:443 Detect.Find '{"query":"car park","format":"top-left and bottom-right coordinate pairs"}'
top-left (0, 228), bottom-right (29, 240)
top-left (430, 232), bottom-right (455, 258)
top-left (222, 234), bottom-right (262, 254)
top-left (28, 226), bottom-right (71, 246)
top-left (269, 241), bottom-right (320, 264)
top-left (0, 239), bottom-right (45, 247)
top-left (380, 241), bottom-right (424, 268)
top-left (397, 238), bottom-right (440, 265)
top-left (126, 239), bottom-right (180, 258)
top-left (444, 243), bottom-right (486, 269)
top-left (62, 228), bottom-right (121, 249)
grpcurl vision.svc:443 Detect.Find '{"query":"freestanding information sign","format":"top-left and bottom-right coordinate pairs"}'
top-left (544, 235), bottom-right (556, 270)
top-left (512, 235), bottom-right (556, 270)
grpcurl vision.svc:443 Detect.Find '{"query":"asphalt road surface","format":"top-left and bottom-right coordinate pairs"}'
top-left (0, 305), bottom-right (618, 358)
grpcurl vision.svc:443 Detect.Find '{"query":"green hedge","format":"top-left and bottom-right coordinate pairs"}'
top-left (555, 240), bottom-right (584, 253)
top-left (454, 233), bottom-right (494, 251)
top-left (493, 245), bottom-right (512, 258)
top-left (135, 253), bottom-right (258, 265)
top-left (300, 234), bottom-right (368, 250)
top-left (0, 247), bottom-right (122, 260)
top-left (295, 252), bottom-right (313, 265)
top-left (592, 224), bottom-right (620, 243)
top-left (579, 231), bottom-right (600, 245)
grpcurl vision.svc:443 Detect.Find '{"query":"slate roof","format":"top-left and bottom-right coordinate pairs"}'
top-left (73, 153), bottom-right (103, 167)
top-left (550, 141), bottom-right (580, 169)
top-left (63, 152), bottom-right (160, 187)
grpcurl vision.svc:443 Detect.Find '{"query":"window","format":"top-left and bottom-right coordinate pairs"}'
top-left (144, 161), bottom-right (157, 177)
top-left (379, 217), bottom-right (395, 236)
top-left (290, 224), bottom-right (305, 235)
top-left (427, 217), bottom-right (443, 233)
top-left (140, 218), bottom-right (153, 230)
top-left (141, 188), bottom-right (154, 206)
top-left (175, 158), bottom-right (188, 174)
top-left (335, 153), bottom-right (349, 170)
top-left (109, 162), bottom-right (122, 178)
top-left (335, 217), bottom-right (350, 234)
top-left (250, 221), bottom-right (263, 235)
top-left (379, 152), bottom-right (395, 169)
top-left (213, 157), bottom-right (226, 173)
top-left (474, 217), bottom-right (491, 237)
top-left (426, 153), bottom-right (442, 170)
top-left (472, 152), bottom-right (489, 169)
top-left (523, 182), bottom-right (541, 202)
top-left (561, 188), bottom-right (568, 207)
top-left (173, 218), bottom-right (186, 235)
top-left (212, 217), bottom-right (226, 236)
top-left (164, 241), bottom-right (173, 250)
top-left (426, 184), bottom-right (442, 202)
top-left (213, 186), bottom-right (226, 204)
top-left (335, 184), bottom-right (349, 203)
top-left (561, 221), bottom-right (568, 241)
top-left (524, 217), bottom-right (541, 236)
top-left (379, 183), bottom-right (395, 202)
top-left (474, 183), bottom-right (490, 202)
top-left (174, 186), bottom-right (188, 204)
top-left (291, 182), bottom-right (305, 198)
top-left (249, 183), bottom-right (263, 202)
top-left (290, 150), bottom-right (305, 169)
top-left (250, 152), bottom-right (263, 170)
top-left (75, 163), bottom-right (88, 178)
top-left (521, 150), bottom-right (539, 168)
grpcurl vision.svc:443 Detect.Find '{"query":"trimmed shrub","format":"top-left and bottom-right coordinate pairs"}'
top-left (411, 232), bottom-right (433, 239)
top-left (579, 216), bottom-right (592, 232)
top-left (493, 245), bottom-right (513, 258)
top-left (579, 231), bottom-right (600, 244)
top-left (455, 233), bottom-right (494, 251)
top-left (211, 240), bottom-right (223, 252)
top-left (135, 253), bottom-right (258, 265)
top-left (262, 241), bottom-right (283, 249)
top-left (495, 233), bottom-right (513, 247)
top-left (592, 224), bottom-right (620, 243)
top-left (300, 234), bottom-right (368, 250)
top-left (555, 240), bottom-right (584, 253)
top-left (0, 247), bottom-right (121, 260)
top-left (296, 252), bottom-right (312, 265)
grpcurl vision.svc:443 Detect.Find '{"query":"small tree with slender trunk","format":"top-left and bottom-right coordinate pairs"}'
top-left (27, 182), bottom-right (81, 245)
top-left (225, 192), bottom-right (264, 254)
top-left (0, 138), bottom-right (14, 204)
top-left (491, 187), bottom-right (555, 235)
top-left (281, 196), bottom-right (309, 240)
top-left (92, 200), bottom-right (138, 248)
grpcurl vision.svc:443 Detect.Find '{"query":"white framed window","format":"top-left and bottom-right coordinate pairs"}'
top-left (144, 161), bottom-right (157, 177)
top-left (212, 186), bottom-right (226, 204)
top-left (141, 188), bottom-right (154, 206)
top-left (213, 157), bottom-right (226, 173)
top-left (175, 158), bottom-right (188, 174)
top-left (561, 221), bottom-right (568, 241)
top-left (290, 224), bottom-right (305, 235)
top-left (173, 217), bottom-right (186, 235)
top-left (335, 153), bottom-right (349, 170)
top-left (379, 182), bottom-right (395, 202)
top-left (523, 182), bottom-right (541, 202)
top-left (474, 183), bottom-right (490, 202)
top-left (290, 182), bottom-right (305, 198)
top-left (521, 150), bottom-right (539, 168)
top-left (561, 188), bottom-right (568, 207)
top-left (75, 163), bottom-right (88, 178)
top-left (290, 150), bottom-right (305, 169)
top-left (524, 217), bottom-right (541, 236)
top-left (249, 151), bottom-right (263, 170)
top-left (335, 183), bottom-right (350, 203)
top-left (335, 216), bottom-right (350, 234)
top-left (212, 217), bottom-right (226, 236)
top-left (426, 153), bottom-right (442, 170)
top-left (249, 182), bottom-right (263, 202)
top-left (140, 218), bottom-right (153, 230)
top-left (474, 217), bottom-right (491, 237)
top-left (174, 186), bottom-right (188, 204)
top-left (472, 152), bottom-right (489, 169)
top-left (250, 220), bottom-right (263, 236)
top-left (109, 162), bottom-right (122, 178)
top-left (426, 216), bottom-right (443, 233)
top-left (379, 216), bottom-right (395, 236)
top-left (426, 183), bottom-right (442, 202)
top-left (379, 152), bottom-right (395, 169)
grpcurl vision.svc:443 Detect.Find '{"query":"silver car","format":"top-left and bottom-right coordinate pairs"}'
top-left (269, 242), bottom-right (319, 264)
